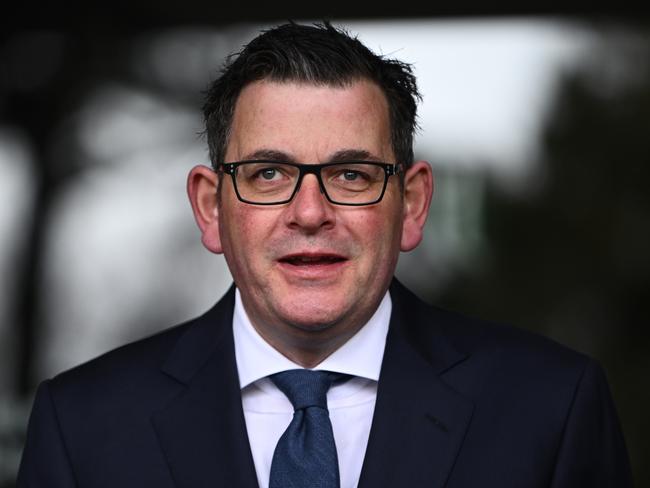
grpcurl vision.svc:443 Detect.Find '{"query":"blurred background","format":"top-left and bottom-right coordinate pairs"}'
top-left (1, 11), bottom-right (649, 487)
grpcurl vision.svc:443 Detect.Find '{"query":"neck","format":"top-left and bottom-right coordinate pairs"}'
top-left (250, 320), bottom-right (363, 368)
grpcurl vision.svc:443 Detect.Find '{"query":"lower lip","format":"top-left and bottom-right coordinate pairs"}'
top-left (276, 259), bottom-right (348, 280)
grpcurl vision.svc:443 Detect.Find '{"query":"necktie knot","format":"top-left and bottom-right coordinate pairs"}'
top-left (270, 369), bottom-right (344, 411)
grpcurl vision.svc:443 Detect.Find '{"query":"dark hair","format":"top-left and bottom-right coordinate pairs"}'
top-left (203, 21), bottom-right (421, 172)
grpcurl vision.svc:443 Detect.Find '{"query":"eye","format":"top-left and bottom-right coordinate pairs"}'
top-left (342, 170), bottom-right (361, 181)
top-left (260, 168), bottom-right (278, 180)
top-left (335, 168), bottom-right (370, 183)
top-left (249, 165), bottom-right (287, 182)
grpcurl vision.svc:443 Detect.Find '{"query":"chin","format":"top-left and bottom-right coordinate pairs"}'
top-left (287, 319), bottom-right (338, 333)
top-left (277, 302), bottom-right (350, 333)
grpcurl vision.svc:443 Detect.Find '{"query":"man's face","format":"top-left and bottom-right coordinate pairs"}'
top-left (189, 79), bottom-right (432, 363)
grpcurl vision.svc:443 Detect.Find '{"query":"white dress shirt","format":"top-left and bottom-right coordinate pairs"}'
top-left (233, 288), bottom-right (391, 488)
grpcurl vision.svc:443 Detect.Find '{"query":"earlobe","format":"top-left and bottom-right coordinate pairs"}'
top-left (187, 165), bottom-right (224, 254)
top-left (400, 160), bottom-right (434, 252)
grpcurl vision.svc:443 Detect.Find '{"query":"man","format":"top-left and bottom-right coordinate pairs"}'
top-left (18, 22), bottom-right (632, 488)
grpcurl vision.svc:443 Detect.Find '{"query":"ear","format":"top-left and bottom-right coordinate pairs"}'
top-left (400, 160), bottom-right (434, 252)
top-left (187, 165), bottom-right (223, 254)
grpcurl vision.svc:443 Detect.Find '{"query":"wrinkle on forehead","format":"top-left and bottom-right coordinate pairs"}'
top-left (225, 80), bottom-right (394, 164)
top-left (237, 148), bottom-right (387, 164)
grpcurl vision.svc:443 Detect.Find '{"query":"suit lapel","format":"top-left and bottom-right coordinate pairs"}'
top-left (358, 281), bottom-right (475, 488)
top-left (149, 280), bottom-right (473, 488)
top-left (151, 287), bottom-right (259, 488)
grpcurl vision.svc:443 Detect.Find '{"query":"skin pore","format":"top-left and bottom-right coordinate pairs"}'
top-left (188, 79), bottom-right (433, 367)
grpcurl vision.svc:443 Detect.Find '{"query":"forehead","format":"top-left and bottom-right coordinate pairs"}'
top-left (225, 79), bottom-right (393, 162)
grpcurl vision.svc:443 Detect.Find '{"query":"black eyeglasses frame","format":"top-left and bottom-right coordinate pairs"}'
top-left (218, 160), bottom-right (403, 206)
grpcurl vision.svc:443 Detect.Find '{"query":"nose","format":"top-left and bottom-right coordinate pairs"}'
top-left (285, 174), bottom-right (335, 233)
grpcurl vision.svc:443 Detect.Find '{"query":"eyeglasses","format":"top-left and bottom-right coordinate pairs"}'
top-left (220, 160), bottom-right (403, 206)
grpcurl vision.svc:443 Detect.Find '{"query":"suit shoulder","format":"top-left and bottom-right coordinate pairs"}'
top-left (47, 318), bottom-right (194, 401)
top-left (438, 304), bottom-right (589, 369)
top-left (392, 281), bottom-right (591, 377)
top-left (412, 296), bottom-right (597, 406)
top-left (48, 285), bottom-right (236, 387)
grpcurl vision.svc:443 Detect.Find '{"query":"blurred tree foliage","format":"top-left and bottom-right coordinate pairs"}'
top-left (435, 27), bottom-right (650, 485)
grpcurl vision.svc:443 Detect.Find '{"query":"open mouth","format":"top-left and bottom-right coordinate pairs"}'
top-left (279, 254), bottom-right (347, 266)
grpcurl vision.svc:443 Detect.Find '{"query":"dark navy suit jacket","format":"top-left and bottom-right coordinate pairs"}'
top-left (18, 280), bottom-right (633, 487)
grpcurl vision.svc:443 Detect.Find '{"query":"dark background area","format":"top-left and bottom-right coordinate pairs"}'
top-left (1, 10), bottom-right (648, 487)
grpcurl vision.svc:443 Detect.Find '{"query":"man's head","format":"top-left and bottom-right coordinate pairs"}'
top-left (188, 23), bottom-right (433, 366)
top-left (202, 22), bottom-right (420, 173)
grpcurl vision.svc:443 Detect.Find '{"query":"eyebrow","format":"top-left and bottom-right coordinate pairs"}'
top-left (240, 149), bottom-right (293, 162)
top-left (328, 149), bottom-right (383, 163)
top-left (239, 148), bottom-right (384, 163)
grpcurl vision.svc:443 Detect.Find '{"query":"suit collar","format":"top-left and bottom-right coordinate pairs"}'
top-left (160, 285), bottom-right (236, 384)
top-left (159, 279), bottom-right (467, 383)
top-left (152, 280), bottom-right (473, 488)
top-left (388, 279), bottom-right (469, 374)
top-left (152, 285), bottom-right (259, 488)
top-left (358, 279), bottom-right (474, 488)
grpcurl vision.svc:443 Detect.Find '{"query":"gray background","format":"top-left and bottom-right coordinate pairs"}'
top-left (1, 12), bottom-right (648, 487)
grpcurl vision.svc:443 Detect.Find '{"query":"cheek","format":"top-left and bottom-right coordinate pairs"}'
top-left (349, 209), bottom-right (402, 255)
top-left (219, 205), bottom-right (254, 266)
top-left (225, 206), bottom-right (282, 262)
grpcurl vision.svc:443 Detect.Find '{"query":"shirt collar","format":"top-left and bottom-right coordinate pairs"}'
top-left (233, 288), bottom-right (391, 389)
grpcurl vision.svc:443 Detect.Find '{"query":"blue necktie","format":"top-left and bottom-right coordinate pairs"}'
top-left (269, 369), bottom-right (346, 488)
